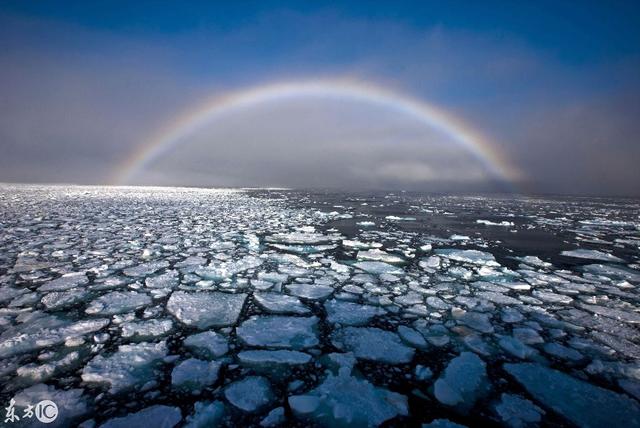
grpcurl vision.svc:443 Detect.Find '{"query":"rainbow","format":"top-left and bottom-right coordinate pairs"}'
top-left (112, 79), bottom-right (517, 185)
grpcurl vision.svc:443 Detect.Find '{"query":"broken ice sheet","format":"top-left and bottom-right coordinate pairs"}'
top-left (2, 186), bottom-right (640, 427)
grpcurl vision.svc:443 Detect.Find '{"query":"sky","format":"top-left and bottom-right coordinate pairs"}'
top-left (0, 1), bottom-right (639, 196)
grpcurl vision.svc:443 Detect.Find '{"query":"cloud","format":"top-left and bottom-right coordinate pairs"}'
top-left (0, 9), bottom-right (638, 195)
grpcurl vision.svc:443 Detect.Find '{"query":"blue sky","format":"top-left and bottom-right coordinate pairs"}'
top-left (0, 1), bottom-right (639, 195)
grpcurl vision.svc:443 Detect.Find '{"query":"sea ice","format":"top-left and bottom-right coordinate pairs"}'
top-left (183, 331), bottom-right (229, 359)
top-left (38, 272), bottom-right (88, 291)
top-left (493, 393), bottom-right (544, 428)
top-left (236, 315), bottom-right (319, 349)
top-left (505, 363), bottom-right (640, 427)
top-left (289, 353), bottom-right (408, 427)
top-left (183, 401), bottom-right (225, 428)
top-left (436, 249), bottom-right (499, 266)
top-left (167, 291), bottom-right (247, 329)
top-left (85, 291), bottom-right (152, 315)
top-left (285, 282), bottom-right (333, 300)
top-left (224, 376), bottom-right (275, 412)
top-left (171, 358), bottom-right (220, 391)
top-left (324, 299), bottom-right (385, 325)
top-left (353, 261), bottom-right (404, 275)
top-left (238, 349), bottom-right (312, 366)
top-left (121, 319), bottom-right (173, 340)
top-left (433, 352), bottom-right (489, 412)
top-left (561, 249), bottom-right (625, 263)
top-left (99, 405), bottom-right (181, 428)
top-left (254, 292), bottom-right (310, 314)
top-left (331, 327), bottom-right (414, 363)
top-left (13, 384), bottom-right (88, 428)
top-left (81, 341), bottom-right (168, 393)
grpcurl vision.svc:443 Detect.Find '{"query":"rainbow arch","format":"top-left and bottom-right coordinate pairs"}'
top-left (112, 79), bottom-right (517, 186)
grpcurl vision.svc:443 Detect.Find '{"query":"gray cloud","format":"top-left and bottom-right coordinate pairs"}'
top-left (0, 11), bottom-right (638, 196)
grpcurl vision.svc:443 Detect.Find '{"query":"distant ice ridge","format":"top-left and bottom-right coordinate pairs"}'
top-left (476, 219), bottom-right (514, 226)
top-left (561, 249), bottom-right (625, 263)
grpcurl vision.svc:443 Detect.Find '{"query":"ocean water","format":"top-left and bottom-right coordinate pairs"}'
top-left (0, 184), bottom-right (639, 427)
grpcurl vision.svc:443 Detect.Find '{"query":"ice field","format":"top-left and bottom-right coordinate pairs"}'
top-left (0, 185), bottom-right (639, 427)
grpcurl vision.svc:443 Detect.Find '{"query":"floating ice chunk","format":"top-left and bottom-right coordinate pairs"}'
top-left (331, 327), bottom-right (414, 364)
top-left (516, 256), bottom-right (552, 268)
top-left (85, 291), bottom-right (152, 315)
top-left (145, 270), bottom-right (179, 289)
top-left (39, 272), bottom-right (88, 291)
top-left (450, 234), bottom-right (470, 241)
top-left (271, 243), bottom-right (337, 254)
top-left (420, 256), bottom-right (441, 270)
top-left (357, 249), bottom-right (404, 264)
top-left (0, 317), bottom-right (109, 358)
top-left (505, 362), bottom-right (640, 427)
top-left (41, 289), bottom-right (88, 310)
top-left (99, 405), bottom-right (181, 428)
top-left (17, 350), bottom-right (81, 384)
top-left (237, 316), bottom-right (319, 349)
top-left (324, 299), bottom-right (385, 325)
top-left (289, 355), bottom-right (408, 426)
top-left (591, 331), bottom-right (640, 359)
top-left (81, 341), bottom-right (167, 393)
top-left (195, 256), bottom-right (263, 281)
top-left (422, 420), bottom-right (468, 428)
top-left (260, 407), bottom-right (286, 427)
top-left (13, 384), bottom-right (88, 428)
top-left (175, 255), bottom-right (208, 268)
top-left (0, 286), bottom-right (27, 303)
top-left (267, 231), bottom-right (336, 244)
top-left (561, 249), bottom-right (625, 263)
top-left (501, 308), bottom-right (524, 323)
top-left (7, 291), bottom-right (37, 307)
top-left (433, 352), bottom-right (488, 412)
top-left (123, 260), bottom-right (169, 277)
top-left (172, 358), bottom-right (221, 391)
top-left (494, 393), bottom-right (544, 428)
top-left (581, 264), bottom-right (640, 282)
top-left (416, 324), bottom-right (451, 347)
top-left (398, 325), bottom-right (428, 349)
top-left (463, 335), bottom-right (493, 357)
top-left (531, 290), bottom-right (573, 304)
top-left (436, 249), bottom-right (499, 266)
top-left (498, 336), bottom-right (537, 359)
top-left (415, 365), bottom-right (434, 382)
top-left (455, 311), bottom-right (494, 334)
top-left (425, 296), bottom-right (449, 310)
top-left (238, 350), bottom-right (312, 366)
top-left (353, 261), bottom-right (404, 275)
top-left (476, 291), bottom-right (521, 306)
top-left (578, 303), bottom-right (640, 324)
top-left (184, 401), bottom-right (225, 428)
top-left (513, 327), bottom-right (544, 345)
top-left (121, 319), bottom-right (173, 340)
top-left (476, 219), bottom-right (515, 227)
top-left (356, 221), bottom-right (375, 227)
top-left (167, 291), bottom-right (246, 329)
top-left (343, 240), bottom-right (382, 249)
top-left (543, 343), bottom-right (584, 361)
top-left (285, 283), bottom-right (333, 300)
top-left (258, 272), bottom-right (289, 283)
top-left (184, 331), bottom-right (229, 359)
top-left (386, 215), bottom-right (416, 221)
top-left (254, 292), bottom-right (310, 314)
top-left (224, 376), bottom-right (275, 412)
